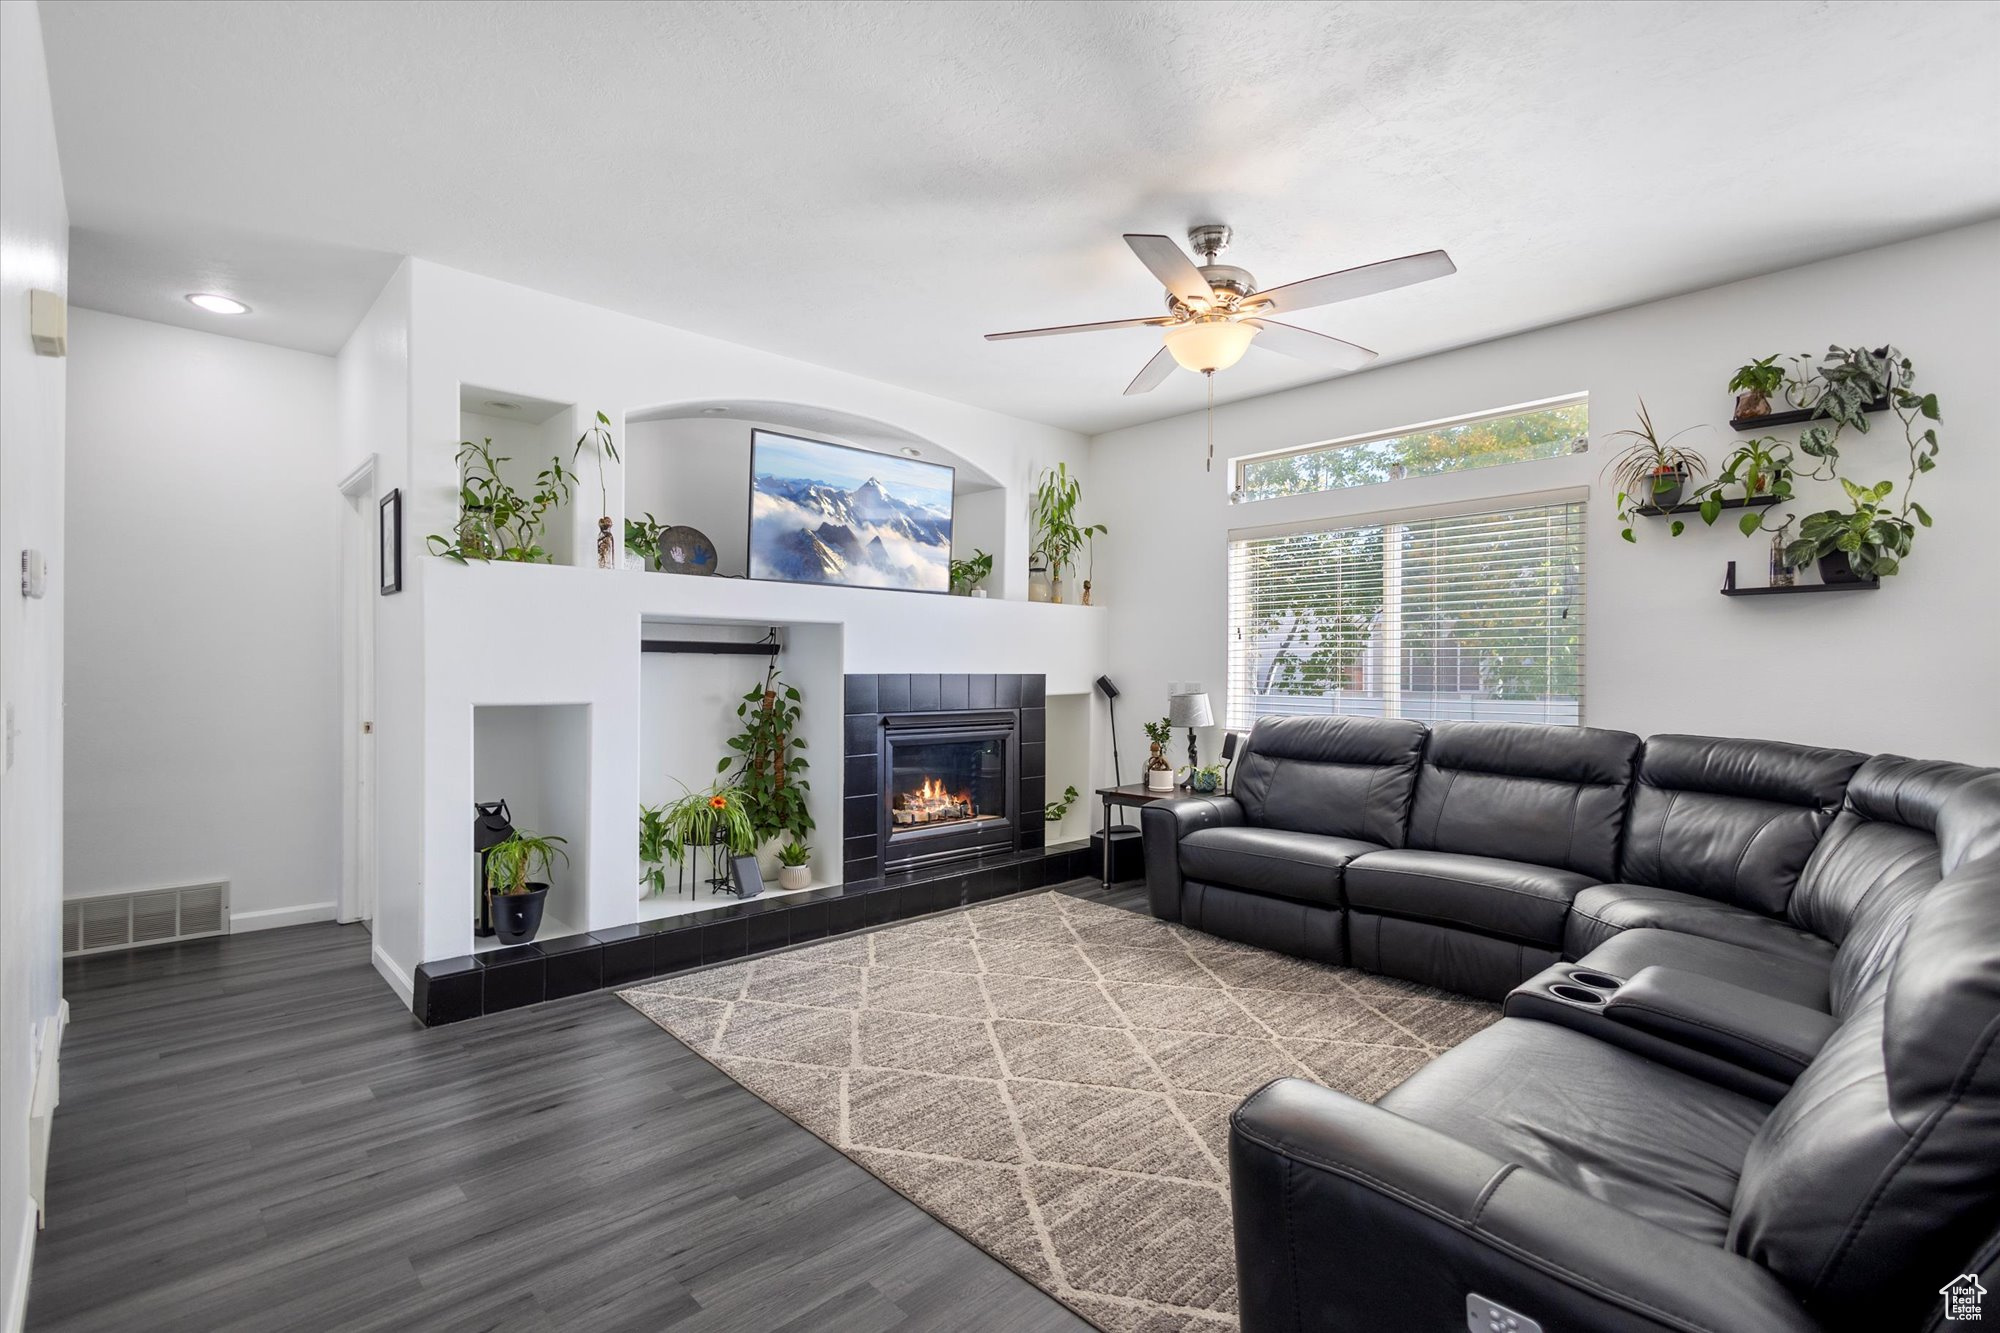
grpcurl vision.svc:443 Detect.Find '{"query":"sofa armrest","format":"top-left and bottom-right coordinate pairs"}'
top-left (1230, 1078), bottom-right (1823, 1333)
top-left (1139, 794), bottom-right (1244, 922)
top-left (1603, 966), bottom-right (1837, 1085)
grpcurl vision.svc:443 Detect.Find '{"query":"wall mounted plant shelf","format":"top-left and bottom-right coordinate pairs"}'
top-left (640, 639), bottom-right (781, 656)
top-left (1730, 397), bottom-right (1891, 433)
top-left (1719, 561), bottom-right (1879, 597)
top-left (1636, 494), bottom-right (1780, 518)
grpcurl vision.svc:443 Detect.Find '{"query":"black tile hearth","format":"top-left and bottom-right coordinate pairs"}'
top-left (411, 839), bottom-right (1094, 1025)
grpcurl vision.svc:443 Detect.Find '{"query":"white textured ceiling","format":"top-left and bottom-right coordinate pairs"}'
top-left (40, 0), bottom-right (2000, 434)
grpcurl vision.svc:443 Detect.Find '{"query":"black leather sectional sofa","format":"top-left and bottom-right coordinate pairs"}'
top-left (1139, 717), bottom-right (2000, 1332)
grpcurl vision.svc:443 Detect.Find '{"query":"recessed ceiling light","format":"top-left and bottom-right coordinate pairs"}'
top-left (186, 293), bottom-right (248, 315)
top-left (483, 400), bottom-right (522, 412)
top-left (701, 407), bottom-right (729, 415)
top-left (900, 446), bottom-right (922, 457)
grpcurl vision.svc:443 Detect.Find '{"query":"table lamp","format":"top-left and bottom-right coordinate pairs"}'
top-left (1167, 689), bottom-right (1214, 773)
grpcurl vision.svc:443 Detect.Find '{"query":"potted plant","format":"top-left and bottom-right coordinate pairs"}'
top-left (1727, 355), bottom-right (1786, 421)
top-left (1607, 399), bottom-right (1708, 541)
top-left (1030, 462), bottom-right (1106, 605)
top-left (639, 803), bottom-right (672, 898)
top-left (484, 830), bottom-right (568, 945)
top-left (574, 410), bottom-right (620, 568)
top-left (721, 664), bottom-right (813, 854)
top-left (1143, 717), bottom-right (1176, 792)
top-left (625, 512), bottom-right (665, 571)
top-left (1044, 784), bottom-right (1080, 824)
top-left (428, 438), bottom-right (575, 563)
top-left (1178, 760), bottom-right (1229, 793)
top-left (1779, 345), bottom-right (1940, 583)
top-left (949, 548), bottom-right (993, 597)
top-left (775, 841), bottom-right (812, 891)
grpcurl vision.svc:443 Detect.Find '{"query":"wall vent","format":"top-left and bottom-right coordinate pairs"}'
top-left (63, 882), bottom-right (230, 956)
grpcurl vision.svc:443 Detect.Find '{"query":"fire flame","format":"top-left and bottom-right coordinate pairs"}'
top-left (896, 775), bottom-right (975, 824)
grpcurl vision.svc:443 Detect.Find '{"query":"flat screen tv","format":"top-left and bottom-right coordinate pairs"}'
top-left (747, 430), bottom-right (954, 592)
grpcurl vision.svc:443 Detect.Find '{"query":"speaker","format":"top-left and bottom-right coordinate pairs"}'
top-left (1090, 825), bottom-right (1145, 883)
top-left (1095, 674), bottom-right (1120, 699)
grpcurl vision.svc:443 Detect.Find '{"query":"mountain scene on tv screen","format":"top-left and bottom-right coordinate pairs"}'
top-left (749, 434), bottom-right (953, 591)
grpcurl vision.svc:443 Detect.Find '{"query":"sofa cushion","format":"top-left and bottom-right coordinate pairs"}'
top-left (1406, 721), bottom-right (1640, 879)
top-left (1229, 715), bottom-right (1427, 844)
top-left (1573, 927), bottom-right (1832, 1011)
top-left (1344, 849), bottom-right (1595, 948)
top-left (1620, 734), bottom-right (1866, 915)
top-left (1381, 1018), bottom-right (1770, 1245)
top-left (1566, 883), bottom-right (1836, 969)
top-left (1727, 853), bottom-right (2000, 1330)
top-left (1179, 825), bottom-right (1379, 908)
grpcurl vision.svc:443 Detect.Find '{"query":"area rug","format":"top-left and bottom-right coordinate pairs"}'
top-left (619, 890), bottom-right (1498, 1332)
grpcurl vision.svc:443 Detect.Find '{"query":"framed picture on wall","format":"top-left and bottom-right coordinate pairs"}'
top-left (379, 488), bottom-right (403, 595)
top-left (746, 429), bottom-right (954, 593)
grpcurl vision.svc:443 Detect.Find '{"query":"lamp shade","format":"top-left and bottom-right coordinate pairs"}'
top-left (1163, 319), bottom-right (1256, 373)
top-left (1168, 691), bottom-right (1214, 728)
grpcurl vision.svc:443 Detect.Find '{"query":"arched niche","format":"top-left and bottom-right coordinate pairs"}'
top-left (622, 399), bottom-right (1005, 583)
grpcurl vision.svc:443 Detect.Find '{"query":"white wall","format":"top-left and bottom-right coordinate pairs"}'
top-left (1090, 222), bottom-right (2000, 774)
top-left (63, 309), bottom-right (343, 929)
top-left (0, 3), bottom-right (68, 1324)
top-left (342, 259), bottom-right (1106, 992)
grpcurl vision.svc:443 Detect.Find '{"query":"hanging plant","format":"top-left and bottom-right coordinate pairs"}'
top-left (721, 664), bottom-right (814, 847)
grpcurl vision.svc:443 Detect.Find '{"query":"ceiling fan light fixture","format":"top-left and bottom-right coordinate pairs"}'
top-left (1163, 318), bottom-right (1256, 373)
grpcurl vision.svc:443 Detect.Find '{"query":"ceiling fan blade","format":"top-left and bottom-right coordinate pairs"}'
top-left (1124, 234), bottom-right (1216, 307)
top-left (1123, 346), bottom-right (1177, 396)
top-left (984, 316), bottom-right (1171, 341)
top-left (1245, 319), bottom-right (1378, 371)
top-left (1246, 249), bottom-right (1456, 315)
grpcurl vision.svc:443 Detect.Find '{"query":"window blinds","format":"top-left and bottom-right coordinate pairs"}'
top-left (1227, 499), bottom-right (1585, 729)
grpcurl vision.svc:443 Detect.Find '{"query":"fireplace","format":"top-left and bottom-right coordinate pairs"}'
top-left (843, 674), bottom-right (1045, 886)
top-left (879, 710), bottom-right (1019, 873)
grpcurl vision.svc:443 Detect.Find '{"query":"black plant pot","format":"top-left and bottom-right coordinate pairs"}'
top-left (1817, 551), bottom-right (1866, 585)
top-left (1648, 471), bottom-right (1685, 511)
top-left (490, 884), bottom-right (549, 945)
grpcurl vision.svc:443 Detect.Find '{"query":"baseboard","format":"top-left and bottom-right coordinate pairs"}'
top-left (4, 1193), bottom-right (33, 1333)
top-left (229, 902), bottom-right (337, 933)
top-left (371, 942), bottom-right (414, 1009)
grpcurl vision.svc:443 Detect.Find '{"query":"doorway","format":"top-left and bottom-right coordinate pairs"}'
top-left (338, 457), bottom-right (378, 926)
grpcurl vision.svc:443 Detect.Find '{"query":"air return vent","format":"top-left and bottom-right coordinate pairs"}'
top-left (62, 883), bottom-right (230, 956)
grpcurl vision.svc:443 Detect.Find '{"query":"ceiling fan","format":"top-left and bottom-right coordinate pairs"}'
top-left (984, 226), bottom-right (1456, 395)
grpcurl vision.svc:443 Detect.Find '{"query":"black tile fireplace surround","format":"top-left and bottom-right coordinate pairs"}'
top-left (844, 673), bottom-right (1047, 885)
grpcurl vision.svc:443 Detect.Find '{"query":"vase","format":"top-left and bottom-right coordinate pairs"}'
top-left (1733, 391), bottom-right (1771, 420)
top-left (778, 864), bottom-right (811, 891)
top-left (1028, 566), bottom-right (1052, 602)
top-left (1050, 574), bottom-right (1064, 604)
top-left (458, 506), bottom-right (501, 560)
top-left (1768, 536), bottom-right (1796, 588)
top-left (1081, 579), bottom-right (1093, 606)
top-left (490, 884), bottom-right (549, 945)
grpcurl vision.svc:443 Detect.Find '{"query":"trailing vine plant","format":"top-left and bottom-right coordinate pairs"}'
top-left (721, 663), bottom-right (814, 848)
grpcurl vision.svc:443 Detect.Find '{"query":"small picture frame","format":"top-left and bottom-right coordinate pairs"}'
top-left (729, 854), bottom-right (764, 899)
top-left (379, 488), bottom-right (403, 595)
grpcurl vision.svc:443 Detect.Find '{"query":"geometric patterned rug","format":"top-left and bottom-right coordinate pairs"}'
top-left (620, 890), bottom-right (1498, 1332)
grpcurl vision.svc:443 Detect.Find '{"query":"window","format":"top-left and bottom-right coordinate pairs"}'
top-left (1227, 499), bottom-right (1585, 728)
top-left (1233, 397), bottom-right (1588, 502)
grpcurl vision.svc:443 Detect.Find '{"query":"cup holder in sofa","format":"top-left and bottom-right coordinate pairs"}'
top-left (1547, 983), bottom-right (1609, 1006)
top-left (1566, 970), bottom-right (1622, 991)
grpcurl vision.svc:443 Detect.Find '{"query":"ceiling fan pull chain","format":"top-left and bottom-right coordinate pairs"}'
top-left (1206, 370), bottom-right (1215, 472)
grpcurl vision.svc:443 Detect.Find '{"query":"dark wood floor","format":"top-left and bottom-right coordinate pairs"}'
top-left (28, 880), bottom-right (1150, 1332)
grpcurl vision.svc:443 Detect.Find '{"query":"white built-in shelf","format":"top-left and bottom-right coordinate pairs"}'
top-left (474, 913), bottom-right (584, 954)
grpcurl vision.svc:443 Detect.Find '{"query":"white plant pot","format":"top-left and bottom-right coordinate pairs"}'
top-left (1145, 767), bottom-right (1176, 793)
top-left (778, 864), bottom-right (812, 891)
